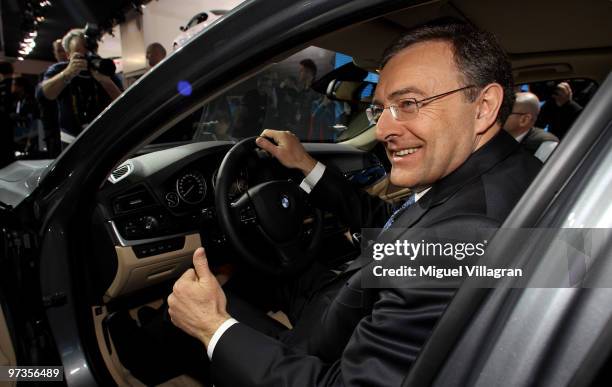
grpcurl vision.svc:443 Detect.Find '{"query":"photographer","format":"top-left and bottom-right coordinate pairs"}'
top-left (39, 28), bottom-right (123, 148)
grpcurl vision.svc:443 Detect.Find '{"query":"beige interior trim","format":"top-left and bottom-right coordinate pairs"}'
top-left (0, 306), bottom-right (17, 387)
top-left (92, 306), bottom-right (145, 387)
top-left (342, 125), bottom-right (376, 150)
top-left (104, 233), bottom-right (201, 302)
top-left (93, 306), bottom-right (206, 387)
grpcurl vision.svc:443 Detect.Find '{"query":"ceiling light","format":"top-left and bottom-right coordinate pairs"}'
top-left (17, 57), bottom-right (24, 61)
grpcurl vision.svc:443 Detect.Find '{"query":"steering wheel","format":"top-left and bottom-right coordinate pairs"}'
top-left (215, 137), bottom-right (324, 276)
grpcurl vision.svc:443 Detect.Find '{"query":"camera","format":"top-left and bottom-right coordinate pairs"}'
top-left (82, 23), bottom-right (116, 77)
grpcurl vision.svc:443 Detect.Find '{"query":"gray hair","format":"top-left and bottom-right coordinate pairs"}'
top-left (61, 28), bottom-right (85, 52)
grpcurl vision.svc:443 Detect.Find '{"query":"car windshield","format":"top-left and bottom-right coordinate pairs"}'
top-left (150, 46), bottom-right (377, 145)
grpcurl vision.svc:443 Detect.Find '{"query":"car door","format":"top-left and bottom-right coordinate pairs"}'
top-left (0, 201), bottom-right (58, 384)
top-left (402, 73), bottom-right (612, 386)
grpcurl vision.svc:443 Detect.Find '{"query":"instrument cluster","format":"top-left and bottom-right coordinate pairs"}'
top-left (163, 167), bottom-right (249, 210)
top-left (164, 170), bottom-right (207, 209)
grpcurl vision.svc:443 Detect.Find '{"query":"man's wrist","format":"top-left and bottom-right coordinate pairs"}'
top-left (205, 317), bottom-right (239, 360)
top-left (200, 313), bottom-right (232, 347)
top-left (61, 71), bottom-right (72, 84)
top-left (298, 157), bottom-right (317, 176)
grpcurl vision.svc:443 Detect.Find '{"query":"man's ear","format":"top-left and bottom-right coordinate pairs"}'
top-left (520, 113), bottom-right (533, 127)
top-left (474, 83), bottom-right (504, 135)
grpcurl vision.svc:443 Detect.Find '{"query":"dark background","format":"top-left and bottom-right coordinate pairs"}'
top-left (1, 0), bottom-right (146, 61)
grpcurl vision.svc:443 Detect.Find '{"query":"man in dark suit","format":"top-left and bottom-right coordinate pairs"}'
top-left (167, 21), bottom-right (541, 386)
top-left (504, 91), bottom-right (559, 162)
top-left (535, 82), bottom-right (583, 140)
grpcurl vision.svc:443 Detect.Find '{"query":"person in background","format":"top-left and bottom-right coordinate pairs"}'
top-left (277, 75), bottom-right (299, 129)
top-left (0, 61), bottom-right (16, 168)
top-left (146, 42), bottom-right (167, 69)
top-left (38, 28), bottom-right (123, 148)
top-left (535, 81), bottom-right (583, 140)
top-left (11, 77), bottom-right (41, 153)
top-left (232, 73), bottom-right (279, 137)
top-left (38, 39), bottom-right (68, 157)
top-left (294, 58), bottom-right (319, 138)
top-left (504, 92), bottom-right (559, 162)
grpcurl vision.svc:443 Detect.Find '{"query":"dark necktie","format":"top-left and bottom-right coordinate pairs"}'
top-left (382, 193), bottom-right (417, 231)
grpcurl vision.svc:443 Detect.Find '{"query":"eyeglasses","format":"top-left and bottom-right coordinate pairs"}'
top-left (366, 85), bottom-right (477, 125)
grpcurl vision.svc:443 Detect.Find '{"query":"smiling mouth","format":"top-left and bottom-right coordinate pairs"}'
top-left (392, 147), bottom-right (421, 158)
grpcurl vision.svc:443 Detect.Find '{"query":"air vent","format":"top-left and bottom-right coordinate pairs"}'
top-left (108, 162), bottom-right (133, 184)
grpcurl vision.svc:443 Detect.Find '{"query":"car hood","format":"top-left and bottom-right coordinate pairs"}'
top-left (0, 160), bottom-right (53, 209)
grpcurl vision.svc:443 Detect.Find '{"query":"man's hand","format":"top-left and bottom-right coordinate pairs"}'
top-left (91, 69), bottom-right (122, 100)
top-left (62, 53), bottom-right (88, 81)
top-left (256, 129), bottom-right (317, 175)
top-left (167, 247), bottom-right (231, 347)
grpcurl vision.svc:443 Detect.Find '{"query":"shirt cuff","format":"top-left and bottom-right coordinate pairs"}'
top-left (299, 162), bottom-right (326, 194)
top-left (206, 318), bottom-right (239, 360)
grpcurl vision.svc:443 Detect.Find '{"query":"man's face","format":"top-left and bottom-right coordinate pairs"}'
top-left (503, 109), bottom-right (531, 138)
top-left (374, 41), bottom-right (480, 190)
top-left (298, 65), bottom-right (312, 86)
top-left (552, 83), bottom-right (571, 106)
top-left (68, 36), bottom-right (88, 57)
top-left (146, 46), bottom-right (165, 67)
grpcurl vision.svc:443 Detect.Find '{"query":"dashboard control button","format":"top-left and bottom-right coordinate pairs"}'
top-left (143, 216), bottom-right (159, 231)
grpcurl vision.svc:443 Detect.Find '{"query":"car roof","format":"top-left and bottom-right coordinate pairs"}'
top-left (312, 0), bottom-right (612, 84)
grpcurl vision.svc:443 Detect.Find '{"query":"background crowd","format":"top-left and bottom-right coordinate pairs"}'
top-left (0, 26), bottom-right (596, 170)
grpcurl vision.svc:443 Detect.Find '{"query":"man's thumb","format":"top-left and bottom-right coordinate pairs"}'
top-left (192, 247), bottom-right (210, 279)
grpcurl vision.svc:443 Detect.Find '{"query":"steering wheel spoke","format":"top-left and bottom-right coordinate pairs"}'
top-left (230, 192), bottom-right (257, 225)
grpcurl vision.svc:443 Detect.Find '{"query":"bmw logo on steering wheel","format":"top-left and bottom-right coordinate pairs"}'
top-left (280, 195), bottom-right (290, 209)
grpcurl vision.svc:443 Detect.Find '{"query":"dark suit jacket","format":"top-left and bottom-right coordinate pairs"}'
top-left (521, 127), bottom-right (559, 155)
top-left (211, 130), bottom-right (542, 386)
top-left (535, 99), bottom-right (582, 140)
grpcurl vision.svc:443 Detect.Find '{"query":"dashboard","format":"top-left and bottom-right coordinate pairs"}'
top-left (93, 141), bottom-right (386, 302)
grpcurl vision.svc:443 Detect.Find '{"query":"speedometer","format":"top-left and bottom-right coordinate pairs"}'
top-left (176, 171), bottom-right (207, 204)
